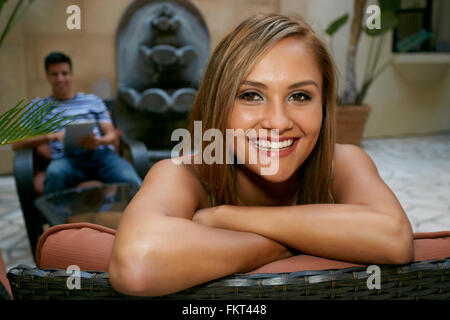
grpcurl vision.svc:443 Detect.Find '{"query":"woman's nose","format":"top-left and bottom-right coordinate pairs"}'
top-left (260, 100), bottom-right (293, 133)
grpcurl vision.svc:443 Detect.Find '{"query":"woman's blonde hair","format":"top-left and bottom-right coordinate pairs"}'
top-left (188, 13), bottom-right (337, 206)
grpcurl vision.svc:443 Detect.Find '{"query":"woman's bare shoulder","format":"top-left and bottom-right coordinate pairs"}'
top-left (143, 156), bottom-right (212, 212)
top-left (331, 143), bottom-right (388, 204)
top-left (332, 143), bottom-right (377, 172)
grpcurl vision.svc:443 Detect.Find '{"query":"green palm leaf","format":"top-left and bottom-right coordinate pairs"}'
top-left (0, 98), bottom-right (75, 145)
top-left (325, 13), bottom-right (349, 36)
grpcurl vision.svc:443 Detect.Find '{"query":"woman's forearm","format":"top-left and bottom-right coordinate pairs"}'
top-left (208, 204), bottom-right (414, 265)
top-left (109, 214), bottom-right (291, 297)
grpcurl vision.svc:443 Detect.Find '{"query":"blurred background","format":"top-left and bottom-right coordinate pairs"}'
top-left (0, 0), bottom-right (449, 174)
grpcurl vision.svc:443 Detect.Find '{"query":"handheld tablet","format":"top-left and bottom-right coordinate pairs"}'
top-left (64, 120), bottom-right (95, 150)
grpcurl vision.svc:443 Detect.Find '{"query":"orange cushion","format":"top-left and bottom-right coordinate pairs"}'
top-left (411, 231), bottom-right (450, 261)
top-left (36, 223), bottom-right (116, 271)
top-left (36, 224), bottom-right (450, 273)
top-left (0, 249), bottom-right (13, 300)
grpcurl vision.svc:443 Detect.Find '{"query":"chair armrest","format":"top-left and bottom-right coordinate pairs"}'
top-left (13, 148), bottom-right (35, 195)
top-left (13, 148), bottom-right (41, 257)
top-left (147, 149), bottom-right (172, 167)
top-left (119, 135), bottom-right (150, 180)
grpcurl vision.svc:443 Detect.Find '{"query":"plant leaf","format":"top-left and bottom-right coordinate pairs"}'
top-left (0, 99), bottom-right (75, 145)
top-left (325, 13), bottom-right (349, 36)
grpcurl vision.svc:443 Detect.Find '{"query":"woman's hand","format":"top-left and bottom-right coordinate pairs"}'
top-left (192, 205), bottom-right (295, 261)
top-left (192, 205), bottom-right (223, 228)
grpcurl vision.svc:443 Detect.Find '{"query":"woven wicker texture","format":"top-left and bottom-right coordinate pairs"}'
top-left (7, 257), bottom-right (450, 300)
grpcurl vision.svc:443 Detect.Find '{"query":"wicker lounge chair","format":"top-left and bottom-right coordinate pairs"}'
top-left (7, 257), bottom-right (450, 300)
top-left (6, 223), bottom-right (450, 300)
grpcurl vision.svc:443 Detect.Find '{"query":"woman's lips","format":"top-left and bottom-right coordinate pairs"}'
top-left (248, 137), bottom-right (300, 158)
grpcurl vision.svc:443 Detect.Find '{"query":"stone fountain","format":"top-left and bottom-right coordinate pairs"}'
top-left (113, 0), bottom-right (210, 160)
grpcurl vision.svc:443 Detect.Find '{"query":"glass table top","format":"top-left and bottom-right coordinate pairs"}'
top-left (34, 183), bottom-right (140, 229)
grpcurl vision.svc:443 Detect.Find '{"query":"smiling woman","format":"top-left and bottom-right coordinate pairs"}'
top-left (228, 37), bottom-right (325, 193)
top-left (108, 13), bottom-right (414, 297)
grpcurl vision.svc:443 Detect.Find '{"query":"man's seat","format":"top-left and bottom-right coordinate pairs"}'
top-left (31, 139), bottom-right (110, 196)
top-left (13, 125), bottom-right (147, 259)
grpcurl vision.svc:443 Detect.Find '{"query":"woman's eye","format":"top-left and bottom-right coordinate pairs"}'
top-left (238, 91), bottom-right (263, 102)
top-left (289, 92), bottom-right (311, 103)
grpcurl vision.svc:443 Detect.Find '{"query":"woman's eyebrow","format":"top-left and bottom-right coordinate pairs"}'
top-left (241, 80), bottom-right (319, 89)
top-left (241, 80), bottom-right (267, 89)
top-left (288, 80), bottom-right (319, 89)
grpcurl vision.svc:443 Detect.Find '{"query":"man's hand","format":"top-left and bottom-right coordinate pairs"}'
top-left (47, 131), bottom-right (65, 142)
top-left (77, 133), bottom-right (101, 150)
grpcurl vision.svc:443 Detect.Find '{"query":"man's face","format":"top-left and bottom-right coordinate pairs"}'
top-left (46, 62), bottom-right (73, 98)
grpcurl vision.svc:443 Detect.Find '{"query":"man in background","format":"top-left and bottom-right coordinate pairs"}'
top-left (12, 51), bottom-right (142, 194)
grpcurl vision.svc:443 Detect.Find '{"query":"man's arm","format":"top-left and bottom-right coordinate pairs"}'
top-left (11, 131), bottom-right (63, 151)
top-left (193, 145), bottom-right (414, 265)
top-left (77, 122), bottom-right (117, 150)
top-left (11, 98), bottom-right (64, 151)
top-left (97, 121), bottom-right (118, 146)
top-left (95, 98), bottom-right (117, 146)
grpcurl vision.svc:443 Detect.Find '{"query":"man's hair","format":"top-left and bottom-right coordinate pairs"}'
top-left (44, 52), bottom-right (72, 72)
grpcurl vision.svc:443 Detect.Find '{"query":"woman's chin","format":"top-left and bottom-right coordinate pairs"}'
top-left (244, 163), bottom-right (297, 183)
top-left (260, 172), bottom-right (295, 184)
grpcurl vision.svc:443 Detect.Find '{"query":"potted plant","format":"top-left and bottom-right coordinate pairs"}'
top-left (325, 0), bottom-right (401, 145)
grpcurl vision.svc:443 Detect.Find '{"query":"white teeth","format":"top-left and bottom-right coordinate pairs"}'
top-left (252, 139), bottom-right (294, 150)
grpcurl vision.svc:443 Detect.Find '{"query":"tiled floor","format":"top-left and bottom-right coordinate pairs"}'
top-left (0, 176), bottom-right (35, 271)
top-left (0, 132), bottom-right (449, 272)
top-left (362, 133), bottom-right (450, 233)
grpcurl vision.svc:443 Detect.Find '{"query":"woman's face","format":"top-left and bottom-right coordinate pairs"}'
top-left (228, 37), bottom-right (323, 183)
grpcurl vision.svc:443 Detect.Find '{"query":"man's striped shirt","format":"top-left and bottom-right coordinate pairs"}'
top-left (29, 92), bottom-right (114, 159)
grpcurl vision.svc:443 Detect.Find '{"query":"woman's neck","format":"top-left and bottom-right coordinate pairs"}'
top-left (234, 164), bottom-right (299, 207)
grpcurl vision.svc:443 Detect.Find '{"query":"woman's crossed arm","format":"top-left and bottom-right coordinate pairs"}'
top-left (109, 159), bottom-right (292, 297)
top-left (193, 144), bottom-right (414, 265)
